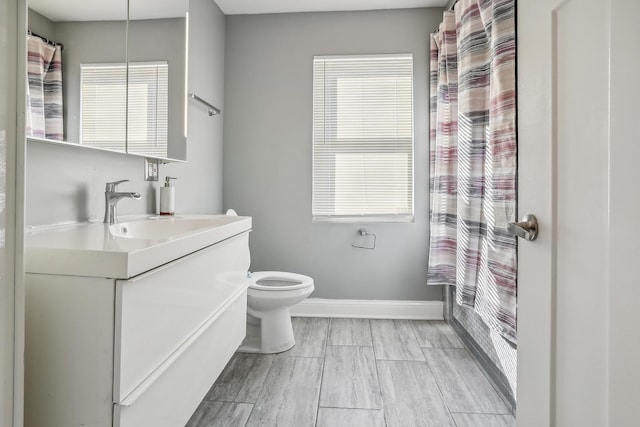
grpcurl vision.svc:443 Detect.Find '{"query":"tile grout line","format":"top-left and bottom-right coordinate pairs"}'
top-left (459, 346), bottom-right (512, 415)
top-left (369, 319), bottom-right (389, 427)
top-left (449, 410), bottom-right (515, 415)
top-left (397, 319), bottom-right (413, 359)
top-left (409, 321), bottom-right (458, 425)
top-left (315, 355), bottom-right (327, 427)
top-left (411, 319), bottom-right (466, 350)
top-left (400, 319), bottom-right (426, 362)
top-left (280, 354), bottom-right (328, 359)
top-left (239, 355), bottom-right (266, 427)
top-left (314, 318), bottom-right (330, 427)
top-left (317, 405), bottom-right (384, 411)
top-left (472, 350), bottom-right (513, 414)
top-left (449, 317), bottom-right (516, 413)
top-left (326, 343), bottom-right (374, 347)
top-left (415, 320), bottom-right (467, 349)
top-left (423, 355), bottom-right (457, 424)
top-left (407, 319), bottom-right (423, 351)
top-left (426, 346), bottom-right (512, 417)
top-left (315, 326), bottom-right (385, 412)
top-left (451, 413), bottom-right (461, 427)
top-left (198, 400), bottom-right (255, 427)
top-left (366, 319), bottom-right (386, 426)
top-left (372, 319), bottom-right (423, 362)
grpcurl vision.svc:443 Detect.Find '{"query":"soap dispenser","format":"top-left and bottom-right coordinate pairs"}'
top-left (160, 176), bottom-right (177, 215)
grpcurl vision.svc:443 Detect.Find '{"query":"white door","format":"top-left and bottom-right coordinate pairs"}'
top-left (517, 0), bottom-right (640, 426)
top-left (0, 0), bottom-right (24, 425)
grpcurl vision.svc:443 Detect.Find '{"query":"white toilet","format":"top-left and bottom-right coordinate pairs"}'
top-left (238, 271), bottom-right (314, 354)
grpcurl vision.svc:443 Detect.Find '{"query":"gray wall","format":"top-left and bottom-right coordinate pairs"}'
top-left (26, 0), bottom-right (225, 226)
top-left (162, 0), bottom-right (225, 214)
top-left (28, 9), bottom-right (56, 39)
top-left (54, 20), bottom-right (127, 145)
top-left (223, 9), bottom-right (443, 301)
top-left (53, 18), bottom-right (186, 156)
top-left (128, 18), bottom-right (187, 160)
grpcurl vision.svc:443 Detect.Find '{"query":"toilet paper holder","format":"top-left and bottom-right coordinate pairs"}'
top-left (351, 228), bottom-right (376, 250)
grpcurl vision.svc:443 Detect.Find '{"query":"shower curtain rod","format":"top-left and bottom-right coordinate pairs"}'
top-left (27, 29), bottom-right (64, 51)
top-left (433, 0), bottom-right (459, 33)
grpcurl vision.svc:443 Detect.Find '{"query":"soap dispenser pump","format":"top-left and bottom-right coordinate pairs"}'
top-left (160, 176), bottom-right (177, 215)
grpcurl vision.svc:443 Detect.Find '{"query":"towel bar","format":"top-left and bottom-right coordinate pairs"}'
top-left (188, 93), bottom-right (221, 116)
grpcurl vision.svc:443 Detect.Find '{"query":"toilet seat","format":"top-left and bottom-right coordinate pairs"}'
top-left (248, 271), bottom-right (313, 291)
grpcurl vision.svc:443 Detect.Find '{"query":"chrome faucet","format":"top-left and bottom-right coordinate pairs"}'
top-left (104, 180), bottom-right (142, 224)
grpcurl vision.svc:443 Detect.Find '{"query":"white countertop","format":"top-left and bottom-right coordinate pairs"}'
top-left (25, 214), bottom-right (252, 279)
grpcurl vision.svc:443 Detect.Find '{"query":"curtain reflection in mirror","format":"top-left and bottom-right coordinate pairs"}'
top-left (26, 34), bottom-right (64, 141)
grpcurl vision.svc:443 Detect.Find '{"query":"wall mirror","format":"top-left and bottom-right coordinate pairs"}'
top-left (26, 0), bottom-right (188, 162)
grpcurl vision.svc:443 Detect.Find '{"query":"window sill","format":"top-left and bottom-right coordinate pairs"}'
top-left (312, 215), bottom-right (414, 224)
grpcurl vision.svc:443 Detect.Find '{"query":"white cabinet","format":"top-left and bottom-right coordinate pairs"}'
top-left (25, 227), bottom-right (250, 427)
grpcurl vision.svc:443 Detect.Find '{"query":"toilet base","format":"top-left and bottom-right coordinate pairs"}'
top-left (237, 308), bottom-right (296, 354)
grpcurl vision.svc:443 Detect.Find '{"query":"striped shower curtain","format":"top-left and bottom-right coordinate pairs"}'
top-left (428, 0), bottom-right (517, 343)
top-left (26, 35), bottom-right (64, 141)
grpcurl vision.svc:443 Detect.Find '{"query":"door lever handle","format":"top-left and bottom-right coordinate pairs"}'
top-left (507, 214), bottom-right (538, 241)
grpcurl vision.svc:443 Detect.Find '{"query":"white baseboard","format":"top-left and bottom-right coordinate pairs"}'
top-left (289, 298), bottom-right (444, 320)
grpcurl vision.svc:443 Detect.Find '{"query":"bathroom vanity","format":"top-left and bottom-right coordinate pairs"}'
top-left (24, 215), bottom-right (251, 427)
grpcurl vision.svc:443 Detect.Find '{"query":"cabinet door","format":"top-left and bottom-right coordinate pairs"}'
top-left (114, 290), bottom-right (247, 427)
top-left (114, 232), bottom-right (250, 403)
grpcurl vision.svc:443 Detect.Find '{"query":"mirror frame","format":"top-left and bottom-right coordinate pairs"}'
top-left (26, 0), bottom-right (188, 163)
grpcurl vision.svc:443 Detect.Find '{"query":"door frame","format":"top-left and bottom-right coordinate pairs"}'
top-left (3, 0), bottom-right (27, 425)
top-left (607, 1), bottom-right (640, 423)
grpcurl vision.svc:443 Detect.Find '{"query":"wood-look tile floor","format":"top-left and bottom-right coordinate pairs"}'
top-left (186, 318), bottom-right (515, 427)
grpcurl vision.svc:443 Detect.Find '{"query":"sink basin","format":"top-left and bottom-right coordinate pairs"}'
top-left (25, 214), bottom-right (252, 279)
top-left (110, 217), bottom-right (234, 240)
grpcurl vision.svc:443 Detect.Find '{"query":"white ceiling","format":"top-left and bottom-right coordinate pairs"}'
top-left (215, 0), bottom-right (448, 15)
top-left (28, 0), bottom-right (188, 22)
top-left (29, 0), bottom-right (447, 22)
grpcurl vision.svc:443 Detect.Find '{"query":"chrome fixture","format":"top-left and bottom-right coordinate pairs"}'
top-left (351, 228), bottom-right (377, 250)
top-left (507, 214), bottom-right (539, 241)
top-left (188, 93), bottom-right (221, 116)
top-left (104, 180), bottom-right (141, 224)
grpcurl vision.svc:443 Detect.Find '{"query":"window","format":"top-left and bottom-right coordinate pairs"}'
top-left (312, 54), bottom-right (414, 222)
top-left (80, 63), bottom-right (127, 152)
top-left (127, 62), bottom-right (169, 157)
top-left (80, 62), bottom-right (169, 157)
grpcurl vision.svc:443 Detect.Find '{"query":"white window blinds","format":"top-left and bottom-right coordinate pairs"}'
top-left (80, 64), bottom-right (127, 151)
top-left (127, 62), bottom-right (169, 158)
top-left (312, 54), bottom-right (414, 222)
top-left (80, 62), bottom-right (169, 157)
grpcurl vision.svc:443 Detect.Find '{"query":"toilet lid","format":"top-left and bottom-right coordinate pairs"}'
top-left (249, 271), bottom-right (313, 291)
